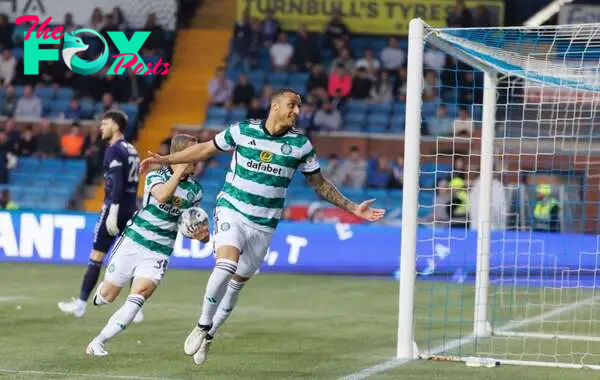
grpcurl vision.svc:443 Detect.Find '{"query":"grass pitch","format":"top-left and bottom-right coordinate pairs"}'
top-left (0, 263), bottom-right (598, 379)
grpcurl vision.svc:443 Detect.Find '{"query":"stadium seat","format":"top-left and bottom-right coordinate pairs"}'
top-left (367, 113), bottom-right (390, 126)
top-left (51, 99), bottom-right (70, 113)
top-left (39, 159), bottom-right (63, 172)
top-left (248, 70), bottom-right (266, 84)
top-left (289, 73), bottom-right (309, 85)
top-left (36, 87), bottom-right (55, 100)
top-left (344, 111), bottom-right (367, 124)
top-left (17, 156), bottom-right (39, 171)
top-left (392, 102), bottom-right (406, 115)
top-left (207, 106), bottom-right (228, 119)
top-left (56, 87), bottom-right (74, 100)
top-left (230, 107), bottom-right (246, 122)
top-left (268, 72), bottom-right (289, 86)
top-left (345, 100), bottom-right (369, 113)
top-left (343, 122), bottom-right (364, 132)
top-left (365, 124), bottom-right (388, 133)
top-left (369, 103), bottom-right (393, 114)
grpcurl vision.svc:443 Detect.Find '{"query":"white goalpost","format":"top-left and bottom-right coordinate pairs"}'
top-left (398, 18), bottom-right (600, 369)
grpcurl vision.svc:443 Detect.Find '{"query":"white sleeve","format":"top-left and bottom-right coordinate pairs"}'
top-left (213, 123), bottom-right (240, 152)
top-left (298, 141), bottom-right (320, 174)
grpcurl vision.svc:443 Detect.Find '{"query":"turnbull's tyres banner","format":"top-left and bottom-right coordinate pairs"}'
top-left (0, 210), bottom-right (598, 277)
top-left (237, 0), bottom-right (504, 35)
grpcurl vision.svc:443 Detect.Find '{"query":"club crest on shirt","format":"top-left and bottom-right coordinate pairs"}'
top-left (281, 143), bottom-right (292, 155)
top-left (259, 151), bottom-right (273, 163)
top-left (187, 192), bottom-right (195, 201)
top-left (220, 222), bottom-right (231, 231)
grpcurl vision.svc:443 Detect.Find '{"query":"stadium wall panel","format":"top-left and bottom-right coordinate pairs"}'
top-left (0, 210), bottom-right (598, 280)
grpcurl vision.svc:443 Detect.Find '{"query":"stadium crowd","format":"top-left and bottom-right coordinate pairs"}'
top-left (206, 0), bottom-right (491, 137)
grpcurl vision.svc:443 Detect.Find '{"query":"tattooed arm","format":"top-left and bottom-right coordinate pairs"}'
top-left (305, 170), bottom-right (386, 222)
top-left (305, 170), bottom-right (358, 214)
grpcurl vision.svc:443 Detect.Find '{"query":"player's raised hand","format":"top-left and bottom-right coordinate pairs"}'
top-left (353, 199), bottom-right (386, 222)
top-left (140, 151), bottom-right (167, 175)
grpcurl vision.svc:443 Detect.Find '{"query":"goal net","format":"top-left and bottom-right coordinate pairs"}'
top-left (398, 19), bottom-right (600, 370)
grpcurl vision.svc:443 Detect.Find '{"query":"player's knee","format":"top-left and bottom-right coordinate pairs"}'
top-left (231, 274), bottom-right (249, 284)
top-left (94, 281), bottom-right (120, 305)
top-left (216, 245), bottom-right (241, 262)
top-left (90, 250), bottom-right (106, 262)
top-left (131, 278), bottom-right (157, 299)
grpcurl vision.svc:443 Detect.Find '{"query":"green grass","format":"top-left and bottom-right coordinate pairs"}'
top-left (0, 263), bottom-right (598, 380)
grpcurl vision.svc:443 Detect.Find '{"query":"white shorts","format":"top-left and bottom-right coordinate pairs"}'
top-left (213, 208), bottom-right (274, 278)
top-left (104, 236), bottom-right (170, 287)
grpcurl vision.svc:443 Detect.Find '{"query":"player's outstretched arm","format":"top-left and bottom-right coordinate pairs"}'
top-left (305, 171), bottom-right (386, 222)
top-left (141, 141), bottom-right (220, 175)
top-left (151, 164), bottom-right (187, 203)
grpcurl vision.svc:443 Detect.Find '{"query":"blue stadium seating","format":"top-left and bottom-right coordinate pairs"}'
top-left (6, 158), bottom-right (86, 211)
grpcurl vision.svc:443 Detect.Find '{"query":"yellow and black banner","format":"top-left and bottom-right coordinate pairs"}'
top-left (237, 0), bottom-right (504, 36)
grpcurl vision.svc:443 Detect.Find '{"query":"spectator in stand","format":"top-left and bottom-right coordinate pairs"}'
top-left (100, 92), bottom-right (118, 113)
top-left (313, 100), bottom-right (342, 131)
top-left (270, 32), bottom-right (294, 71)
top-left (39, 58), bottom-right (64, 87)
top-left (337, 146), bottom-right (367, 189)
top-left (4, 118), bottom-right (18, 153)
top-left (350, 67), bottom-right (372, 100)
top-left (247, 18), bottom-right (263, 69)
top-left (297, 101), bottom-right (316, 133)
top-left (394, 67), bottom-right (408, 101)
top-left (259, 85), bottom-right (273, 109)
top-left (15, 85), bottom-right (42, 118)
top-left (307, 64), bottom-right (329, 99)
top-left (0, 49), bottom-right (15, 86)
top-left (230, 12), bottom-right (252, 71)
top-left (420, 179), bottom-right (452, 226)
top-left (63, 13), bottom-right (78, 34)
top-left (423, 70), bottom-right (439, 102)
top-left (246, 97), bottom-right (267, 119)
top-left (472, 5), bottom-right (492, 27)
top-left (328, 64), bottom-right (352, 100)
top-left (12, 19), bottom-right (31, 48)
top-left (0, 128), bottom-right (8, 183)
top-left (100, 14), bottom-right (120, 52)
top-left (232, 74), bottom-right (255, 107)
top-left (1, 84), bottom-right (16, 116)
top-left (330, 48), bottom-right (354, 73)
top-left (424, 47), bottom-right (446, 73)
top-left (322, 154), bottom-right (342, 184)
top-left (324, 10), bottom-right (350, 51)
top-left (142, 13), bottom-right (165, 54)
top-left (88, 8), bottom-right (105, 30)
top-left (36, 118), bottom-right (61, 158)
top-left (61, 123), bottom-right (85, 158)
top-left (0, 189), bottom-right (17, 209)
top-left (292, 23), bottom-right (320, 72)
top-left (0, 15), bottom-right (12, 50)
top-left (380, 37), bottom-right (405, 74)
top-left (83, 125), bottom-right (106, 184)
top-left (112, 7), bottom-right (126, 30)
top-left (208, 67), bottom-right (234, 107)
top-left (64, 99), bottom-right (82, 120)
top-left (367, 157), bottom-right (392, 188)
top-left (453, 107), bottom-right (473, 136)
top-left (17, 126), bottom-right (36, 156)
top-left (355, 48), bottom-right (380, 79)
top-left (427, 104), bottom-right (454, 136)
top-left (447, 0), bottom-right (472, 27)
top-left (370, 71), bottom-right (393, 103)
top-left (388, 155), bottom-right (404, 189)
top-left (460, 71), bottom-right (482, 104)
top-left (260, 10), bottom-right (281, 46)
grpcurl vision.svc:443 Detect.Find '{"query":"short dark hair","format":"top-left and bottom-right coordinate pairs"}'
top-left (270, 88), bottom-right (301, 103)
top-left (102, 109), bottom-right (128, 133)
top-left (350, 145), bottom-right (360, 152)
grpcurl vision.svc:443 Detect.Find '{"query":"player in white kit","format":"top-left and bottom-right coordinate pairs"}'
top-left (86, 134), bottom-right (209, 356)
top-left (141, 88), bottom-right (385, 365)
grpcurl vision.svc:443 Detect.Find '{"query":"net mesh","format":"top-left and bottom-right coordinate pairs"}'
top-left (412, 23), bottom-right (600, 366)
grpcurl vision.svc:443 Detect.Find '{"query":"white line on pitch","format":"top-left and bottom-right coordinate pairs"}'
top-left (0, 296), bottom-right (29, 302)
top-left (339, 294), bottom-right (600, 380)
top-left (0, 368), bottom-right (182, 380)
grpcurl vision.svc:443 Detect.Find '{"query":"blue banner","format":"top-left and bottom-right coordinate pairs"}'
top-left (0, 211), bottom-right (598, 280)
